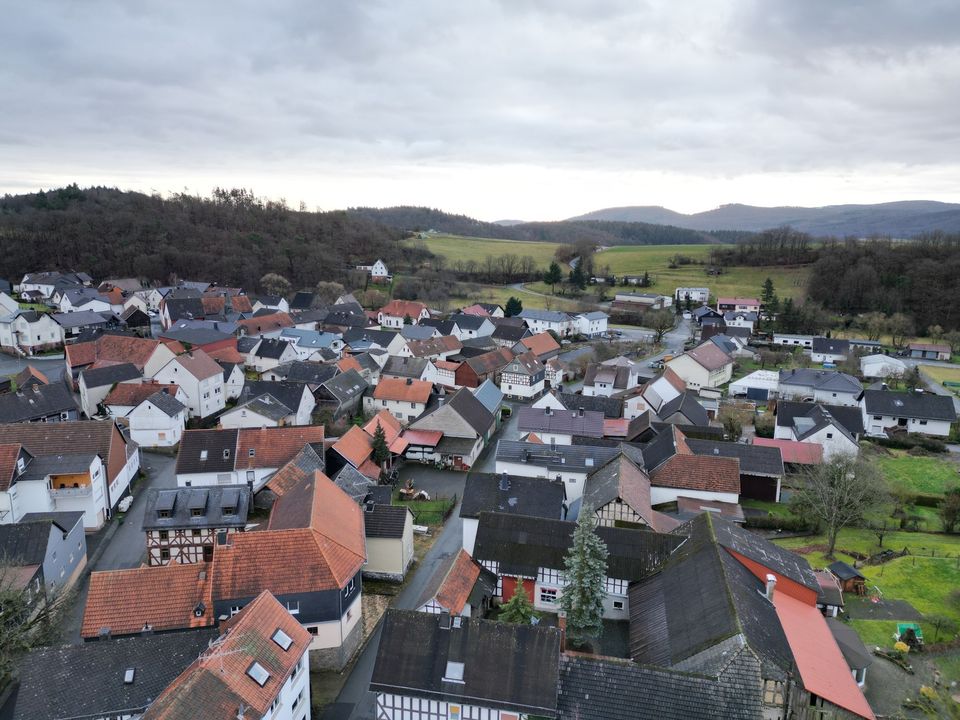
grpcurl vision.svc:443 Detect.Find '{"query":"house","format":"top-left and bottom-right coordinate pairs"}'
top-left (450, 313), bottom-right (496, 339)
top-left (78, 362), bottom-right (142, 417)
top-left (716, 296), bottom-right (760, 313)
top-left (378, 299), bottom-right (430, 328)
top-left (656, 391), bottom-right (709, 426)
top-left (861, 388), bottom-right (957, 437)
top-left (315, 369), bottom-right (368, 419)
top-left (252, 293), bottom-right (290, 313)
top-left (515, 331), bottom-right (561, 360)
top-left (572, 310), bottom-right (609, 337)
top-left (371, 610), bottom-right (561, 720)
top-left (0, 511), bottom-right (86, 594)
top-left (20, 271), bottom-right (88, 299)
top-left (236, 311), bottom-right (295, 338)
top-left (778, 368), bottom-right (863, 407)
top-left (125, 390), bottom-right (188, 448)
top-left (860, 353), bottom-right (907, 379)
top-left (141, 486), bottom-right (250, 565)
top-left (908, 342), bottom-right (952, 361)
top-left (65, 334), bottom-right (180, 388)
top-left (460, 471), bottom-right (567, 553)
top-left (56, 288), bottom-right (114, 314)
top-left (494, 440), bottom-right (619, 505)
top-left (152, 349), bottom-right (226, 419)
top-left (473, 511), bottom-right (683, 620)
top-left (533, 389), bottom-right (623, 419)
top-left (248, 337), bottom-right (299, 373)
top-left (221, 380), bottom-right (316, 428)
top-left (404, 387), bottom-right (495, 470)
top-left (628, 513), bottom-right (875, 720)
top-left (516, 406), bottom-right (604, 445)
top-left (518, 308), bottom-right (574, 336)
top-left (175, 425), bottom-right (325, 490)
top-left (829, 560), bottom-right (867, 596)
top-left (51, 309), bottom-right (111, 338)
top-left (582, 360), bottom-right (641, 397)
top-left (218, 360), bottom-right (246, 400)
top-left (811, 337), bottom-right (850, 364)
top-left (280, 327), bottom-right (344, 360)
top-left (414, 548), bottom-right (497, 617)
top-left (491, 321), bottom-right (531, 348)
top-left (774, 401), bottom-right (864, 460)
top-left (401, 323), bottom-right (440, 340)
top-left (357, 258), bottom-right (391, 282)
top-left (665, 342), bottom-right (733, 390)
top-left (12, 365), bottom-right (49, 390)
top-left (268, 359), bottom-right (338, 388)
top-left (342, 327), bottom-right (407, 355)
top-left (613, 292), bottom-right (671, 309)
top-left (499, 350), bottom-right (545, 399)
top-left (582, 452), bottom-right (679, 532)
top-left (0, 382), bottom-right (79, 423)
top-left (362, 500), bottom-right (414, 582)
top-left (729, 369), bottom-right (780, 401)
top-left (544, 356), bottom-right (565, 388)
top-left (0, 421), bottom-right (140, 530)
top-left (141, 591), bottom-right (313, 720)
top-left (103, 380), bottom-right (185, 417)
top-left (0, 310), bottom-right (63, 354)
top-left (634, 367), bottom-right (685, 417)
top-left (329, 425), bottom-right (383, 482)
top-left (364, 377), bottom-right (432, 424)
top-left (382, 356), bottom-right (436, 384)
top-left (772, 332), bottom-right (814, 348)
top-left (723, 311), bottom-right (757, 332)
top-left (460, 302), bottom-right (504, 318)
top-left (675, 286), bottom-right (710, 304)
top-left (455, 347), bottom-right (515, 388)
top-left (641, 426), bottom-right (741, 505)
top-left (404, 335), bottom-right (463, 361)
top-left (692, 305), bottom-right (723, 325)
top-left (9, 629), bottom-right (219, 720)
top-left (686, 438), bottom-right (785, 502)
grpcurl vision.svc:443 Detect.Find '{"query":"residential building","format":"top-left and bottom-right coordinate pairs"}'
top-left (573, 310), bottom-right (609, 337)
top-left (450, 313), bottom-right (496, 339)
top-left (152, 349), bottom-right (226, 419)
top-left (221, 380), bottom-right (316, 428)
top-left (455, 347), bottom-right (515, 388)
top-left (656, 391), bottom-right (710, 426)
top-left (729, 369), bottom-right (780, 401)
top-left (613, 292), bottom-right (672, 308)
top-left (51, 309), bottom-right (111, 338)
top-left (0, 511), bottom-right (86, 594)
top-left (582, 360), bottom-right (640, 397)
top-left (103, 381), bottom-right (185, 418)
top-left (518, 308), bottom-right (575, 336)
top-left (127, 391), bottom-right (188, 448)
top-left (357, 258), bottom-right (391, 282)
top-left (362, 500), bottom-right (414, 581)
top-left (533, 390), bottom-right (623, 419)
top-left (0, 311), bottom-right (63, 354)
top-left (582, 452), bottom-right (678, 532)
top-left (78, 362), bottom-right (141, 417)
top-left (65, 334), bottom-right (180, 388)
top-left (0, 383), bottom-right (79, 423)
top-left (252, 293), bottom-right (290, 313)
top-left (774, 401), bottom-right (864, 460)
top-left (493, 440), bottom-right (618, 506)
top-left (381, 356), bottom-right (437, 384)
top-left (219, 361), bottom-right (246, 400)
top-left (315, 369), bottom-right (368, 419)
top-left (404, 387), bottom-right (496, 470)
top-left (686, 438), bottom-right (785, 502)
top-left (378, 299), bottom-right (430, 328)
top-left (403, 335), bottom-right (462, 361)
top-left (515, 331), bottom-right (562, 360)
top-left (908, 342), bottom-right (951, 361)
top-left (778, 368), bottom-right (863, 406)
top-left (861, 388), bottom-right (957, 437)
top-left (641, 426), bottom-right (741, 505)
top-left (692, 305), bottom-right (723, 324)
top-left (811, 337), bottom-right (850, 364)
top-left (248, 337), bottom-right (299, 373)
top-left (665, 342), bottom-right (734, 390)
top-left (499, 350), bottom-right (545, 399)
top-left (413, 549), bottom-right (497, 617)
top-left (364, 376), bottom-right (432, 424)
top-left (342, 327), bottom-right (407, 355)
top-left (516, 406), bottom-right (604, 445)
top-left (675, 286), bottom-right (710, 303)
top-left (716, 296), bottom-right (761, 313)
top-left (723, 311), bottom-right (757, 332)
top-left (236, 311), bottom-right (296, 338)
top-left (772, 332), bottom-right (814, 348)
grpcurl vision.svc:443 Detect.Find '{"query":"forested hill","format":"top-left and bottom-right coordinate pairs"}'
top-left (0, 186), bottom-right (410, 289)
top-left (347, 206), bottom-right (750, 245)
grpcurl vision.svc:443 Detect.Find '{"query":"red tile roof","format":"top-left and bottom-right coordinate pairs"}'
top-left (363, 410), bottom-right (403, 445)
top-left (229, 295), bottom-right (253, 313)
top-left (717, 297), bottom-right (760, 306)
top-left (171, 349), bottom-right (223, 381)
top-left (264, 445), bottom-right (324, 497)
top-left (206, 346), bottom-right (246, 363)
top-left (685, 342), bottom-right (733, 372)
top-left (651, 454), bottom-right (740, 494)
top-left (773, 590), bottom-right (875, 719)
top-left (0, 443), bottom-right (22, 491)
top-left (200, 295), bottom-right (226, 315)
top-left (337, 355), bottom-right (363, 373)
top-left (753, 437), bottom-right (823, 465)
top-left (436, 549), bottom-right (484, 614)
top-left (332, 425), bottom-right (373, 469)
top-left (65, 335), bottom-right (170, 371)
top-left (142, 591), bottom-right (311, 720)
top-left (372, 377), bottom-right (433, 404)
top-left (104, 381), bottom-right (181, 408)
top-left (235, 426), bottom-right (325, 470)
top-left (237, 312), bottom-right (294, 335)
top-left (908, 342), bottom-right (950, 353)
top-left (519, 332), bottom-right (561, 358)
top-left (661, 366), bottom-right (686, 392)
top-left (81, 562), bottom-right (214, 639)
top-left (459, 304), bottom-right (489, 317)
top-left (379, 299), bottom-right (427, 319)
top-left (401, 429), bottom-right (443, 447)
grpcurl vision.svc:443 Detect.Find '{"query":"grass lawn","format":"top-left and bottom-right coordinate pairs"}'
top-left (412, 235), bottom-right (562, 269)
top-left (775, 527), bottom-right (960, 565)
top-left (741, 499), bottom-right (795, 519)
top-left (876, 450), bottom-right (959, 496)
top-left (447, 283), bottom-right (583, 312)
top-left (17, 302), bottom-right (50, 313)
top-left (935, 652), bottom-right (960, 683)
top-left (919, 364), bottom-right (960, 388)
top-left (859, 556), bottom-right (960, 620)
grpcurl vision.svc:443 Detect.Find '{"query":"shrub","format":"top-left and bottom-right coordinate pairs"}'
top-left (875, 434), bottom-right (947, 453)
top-left (743, 515), bottom-right (812, 532)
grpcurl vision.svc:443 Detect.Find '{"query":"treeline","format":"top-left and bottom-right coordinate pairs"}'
top-left (807, 234), bottom-right (960, 331)
top-left (708, 226), bottom-right (818, 266)
top-left (0, 186), bottom-right (416, 290)
top-left (348, 206), bottom-right (750, 246)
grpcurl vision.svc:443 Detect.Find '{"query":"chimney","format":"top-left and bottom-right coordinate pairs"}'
top-left (578, 407), bottom-right (584, 417)
top-left (406, 378), bottom-right (412, 385)
top-left (550, 437), bottom-right (556, 450)
top-left (765, 574), bottom-right (776, 601)
top-left (545, 406), bottom-right (552, 416)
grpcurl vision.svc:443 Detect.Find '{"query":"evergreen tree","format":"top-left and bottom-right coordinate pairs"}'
top-left (543, 262), bottom-right (563, 293)
top-left (569, 263), bottom-right (586, 290)
top-left (760, 277), bottom-right (780, 324)
top-left (371, 421), bottom-right (391, 466)
top-left (560, 507), bottom-right (608, 648)
top-left (642, 270), bottom-right (650, 287)
top-left (505, 296), bottom-right (523, 317)
top-left (499, 580), bottom-right (537, 624)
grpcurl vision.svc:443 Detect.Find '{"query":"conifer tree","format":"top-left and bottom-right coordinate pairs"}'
top-left (371, 421), bottom-right (390, 466)
top-left (560, 508), bottom-right (608, 647)
top-left (499, 579), bottom-right (536, 624)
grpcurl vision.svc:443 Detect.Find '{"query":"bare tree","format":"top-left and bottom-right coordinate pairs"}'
top-left (259, 272), bottom-right (291, 297)
top-left (645, 309), bottom-right (676, 344)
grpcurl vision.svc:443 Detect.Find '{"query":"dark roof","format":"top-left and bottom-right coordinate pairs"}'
top-left (238, 381), bottom-right (307, 412)
top-left (557, 652), bottom-right (762, 720)
top-left (446, 387), bottom-right (495, 435)
top-left (686, 439), bottom-right (785, 477)
top-left (451, 313), bottom-right (490, 331)
top-left (711, 515), bottom-right (818, 590)
top-left (342, 328), bottom-right (398, 348)
top-left (364, 503), bottom-right (410, 539)
top-left (827, 617), bottom-right (873, 671)
top-left (474, 512), bottom-right (683, 580)
top-left (371, 609), bottom-right (561, 716)
top-left (18, 511), bottom-right (84, 532)
top-left (0, 384), bottom-right (78, 423)
top-left (158, 327), bottom-right (233, 345)
top-left (51, 310), bottom-right (110, 329)
top-left (175, 428), bottom-right (239, 474)
top-left (0, 521), bottom-right (54, 565)
top-left (556, 391), bottom-right (623, 419)
top-left (491, 324), bottom-right (530, 342)
top-left (658, 392), bottom-right (709, 426)
top-left (495, 439), bottom-right (620, 474)
top-left (141, 486), bottom-right (250, 531)
top-left (236, 335), bottom-right (259, 353)
top-left (81, 362), bottom-right (142, 388)
top-left (11, 630), bottom-right (218, 720)
top-left (778, 368), bottom-right (862, 394)
top-left (460, 473), bottom-right (566, 520)
top-left (279, 360), bottom-right (338, 385)
top-left (163, 297), bottom-right (205, 321)
top-left (420, 318), bottom-right (458, 335)
top-left (812, 337), bottom-right (850, 355)
top-left (253, 338), bottom-right (291, 359)
top-left (516, 407), bottom-right (604, 438)
top-left (332, 463), bottom-right (375, 503)
top-left (320, 369), bottom-right (368, 405)
top-left (139, 390), bottom-right (187, 418)
top-left (828, 561), bottom-right (865, 581)
top-left (862, 389), bottom-right (957, 422)
top-left (776, 401), bottom-right (864, 441)
top-left (637, 427), bottom-right (678, 472)
top-left (382, 356), bottom-right (429, 379)
top-left (289, 291), bottom-right (315, 310)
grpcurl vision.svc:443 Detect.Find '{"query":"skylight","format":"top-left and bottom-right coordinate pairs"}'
top-left (443, 661), bottom-right (465, 683)
top-left (272, 628), bottom-right (293, 651)
top-left (246, 661), bottom-right (270, 686)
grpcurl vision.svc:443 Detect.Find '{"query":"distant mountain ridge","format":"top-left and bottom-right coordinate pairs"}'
top-left (570, 201), bottom-right (960, 237)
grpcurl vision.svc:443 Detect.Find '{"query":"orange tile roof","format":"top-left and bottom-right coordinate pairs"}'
top-left (200, 295), bottom-right (226, 315)
top-left (662, 366), bottom-right (687, 392)
top-left (337, 356), bottom-right (362, 373)
top-left (171, 349), bottom-right (223, 381)
top-left (459, 304), bottom-right (489, 316)
top-left (142, 591), bottom-right (311, 720)
top-left (358, 458), bottom-right (382, 480)
top-left (753, 437), bottom-right (823, 465)
top-left (363, 410), bottom-right (403, 445)
top-left (406, 335), bottom-right (463, 358)
top-left (372, 377), bottom-right (432, 404)
top-left (206, 346), bottom-right (246, 363)
top-left (102, 287), bottom-right (124, 305)
top-left (14, 365), bottom-right (49, 386)
top-left (81, 562), bottom-right (214, 639)
top-left (434, 360), bottom-right (461, 371)
top-left (401, 429), bottom-right (443, 447)
top-left (65, 334), bottom-right (169, 371)
top-left (772, 591), bottom-right (875, 719)
top-left (159, 338), bottom-right (186, 354)
top-left (332, 425), bottom-right (373, 468)
top-left (435, 549), bottom-right (484, 614)
top-left (237, 312), bottom-right (294, 335)
top-left (379, 299), bottom-right (427, 319)
top-left (264, 445), bottom-right (324, 497)
top-left (0, 443), bottom-right (22, 491)
top-left (525, 433), bottom-right (544, 444)
top-left (520, 332), bottom-right (561, 357)
top-left (651, 454), bottom-right (740, 494)
top-left (104, 381), bottom-right (181, 408)
top-left (235, 426), bottom-right (325, 470)
top-left (230, 295), bottom-right (253, 313)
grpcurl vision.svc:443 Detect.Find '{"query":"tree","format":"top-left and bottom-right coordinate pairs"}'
top-left (646, 309), bottom-right (675, 343)
top-left (939, 488), bottom-right (960, 534)
top-left (403, 314), bottom-right (413, 325)
top-left (719, 408), bottom-right (743, 441)
top-left (861, 311), bottom-right (888, 342)
top-left (926, 614), bottom-right (957, 643)
top-left (560, 507), bottom-right (608, 648)
top-left (903, 365), bottom-right (922, 391)
top-left (928, 324), bottom-right (945, 341)
top-left (543, 262), bottom-right (563, 293)
top-left (260, 272), bottom-right (291, 297)
top-left (371, 421), bottom-right (391, 467)
top-left (868, 519), bottom-right (893, 548)
top-left (944, 330), bottom-right (960, 354)
top-left (569, 263), bottom-right (586, 291)
top-left (792, 456), bottom-right (889, 558)
top-left (761, 277), bottom-right (779, 319)
top-left (499, 580), bottom-right (537, 624)
top-left (313, 280), bottom-right (346, 306)
top-left (0, 564), bottom-right (73, 680)
top-left (505, 296), bottom-right (523, 317)
top-left (888, 312), bottom-right (915, 348)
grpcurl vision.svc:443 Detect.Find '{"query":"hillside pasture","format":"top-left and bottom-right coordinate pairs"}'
top-left (411, 235), bottom-right (563, 269)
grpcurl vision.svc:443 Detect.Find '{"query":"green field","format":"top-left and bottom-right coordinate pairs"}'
top-left (920, 364), bottom-right (960, 386)
top-left (876, 451), bottom-right (960, 496)
top-left (413, 235), bottom-right (563, 269)
top-left (447, 284), bottom-right (583, 312)
top-left (775, 528), bottom-right (960, 565)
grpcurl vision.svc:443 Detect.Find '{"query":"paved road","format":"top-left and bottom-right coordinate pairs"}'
top-left (0, 354), bottom-right (66, 383)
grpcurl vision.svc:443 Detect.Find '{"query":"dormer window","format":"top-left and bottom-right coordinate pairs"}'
top-left (16, 458), bottom-right (24, 474)
top-left (157, 509), bottom-right (170, 519)
top-left (199, 450), bottom-right (208, 460)
top-left (222, 506), bottom-right (235, 516)
top-left (222, 449), bottom-right (230, 460)
top-left (248, 448), bottom-right (255, 457)
top-left (191, 507), bottom-right (203, 517)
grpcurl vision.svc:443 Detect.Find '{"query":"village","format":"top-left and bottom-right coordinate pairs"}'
top-left (0, 264), bottom-right (958, 720)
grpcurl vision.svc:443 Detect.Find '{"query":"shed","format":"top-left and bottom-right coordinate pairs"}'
top-left (828, 561), bottom-right (866, 596)
top-left (728, 369), bottom-right (779, 402)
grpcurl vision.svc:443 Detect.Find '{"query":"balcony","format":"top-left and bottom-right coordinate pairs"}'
top-left (50, 485), bottom-right (92, 498)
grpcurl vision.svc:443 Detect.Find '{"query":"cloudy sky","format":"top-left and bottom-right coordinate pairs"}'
top-left (2, 1), bottom-right (958, 220)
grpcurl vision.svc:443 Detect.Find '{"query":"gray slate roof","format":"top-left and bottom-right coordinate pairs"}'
top-left (238, 381), bottom-right (306, 413)
top-left (364, 503), bottom-right (409, 539)
top-left (51, 310), bottom-right (110, 329)
top-left (141, 486), bottom-right (250, 531)
top-left (778, 368), bottom-right (862, 394)
top-left (253, 338), bottom-right (291, 359)
top-left (516, 406), bottom-right (604, 438)
top-left (382, 356), bottom-right (429, 379)
top-left (775, 401), bottom-right (864, 442)
top-left (862, 389), bottom-right (957, 421)
top-left (278, 360), bottom-right (338, 385)
top-left (471, 379), bottom-right (503, 416)
top-left (556, 391), bottom-right (623, 419)
top-left (0, 384), bottom-right (78, 423)
top-left (332, 463), bottom-right (375, 503)
top-left (496, 439), bottom-right (619, 474)
top-left (138, 390), bottom-right (187, 418)
top-left (460, 472), bottom-right (566, 520)
top-left (0, 521), bottom-right (54, 565)
top-left (320, 369), bottom-right (368, 405)
top-left (812, 337), bottom-right (850, 355)
top-left (80, 363), bottom-right (141, 388)
top-left (686, 439), bottom-right (784, 477)
top-left (658, 391), bottom-right (709, 426)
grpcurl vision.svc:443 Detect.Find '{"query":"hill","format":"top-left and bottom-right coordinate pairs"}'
top-left (572, 200), bottom-right (960, 237)
top-left (347, 206), bottom-right (749, 246)
top-left (0, 186), bottom-right (410, 290)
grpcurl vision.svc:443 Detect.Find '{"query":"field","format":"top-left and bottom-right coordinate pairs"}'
top-left (412, 235), bottom-right (562, 269)
top-left (446, 283), bottom-right (583, 312)
top-left (920, 364), bottom-right (960, 387)
top-left (876, 451), bottom-right (960, 496)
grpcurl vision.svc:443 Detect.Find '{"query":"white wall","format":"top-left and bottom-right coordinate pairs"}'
top-left (129, 405), bottom-right (185, 447)
top-left (650, 486), bottom-right (739, 506)
top-left (495, 459), bottom-right (586, 502)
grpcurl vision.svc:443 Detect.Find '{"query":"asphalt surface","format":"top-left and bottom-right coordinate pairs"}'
top-left (0, 354), bottom-right (67, 383)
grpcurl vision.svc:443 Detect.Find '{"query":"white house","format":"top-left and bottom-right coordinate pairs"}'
top-left (363, 377), bottom-right (433, 425)
top-left (220, 362), bottom-right (246, 400)
top-left (860, 354), bottom-right (907, 379)
top-left (498, 351), bottom-right (545, 400)
top-left (0, 311), bottom-right (63, 354)
top-left (518, 309), bottom-right (574, 337)
top-left (640, 368), bottom-right (686, 414)
top-left (152, 349), bottom-right (226, 419)
top-left (665, 342), bottom-right (733, 391)
top-left (377, 300), bottom-right (430, 328)
top-left (573, 311), bottom-right (609, 337)
top-left (778, 368), bottom-right (862, 407)
top-left (675, 287), bottom-right (710, 304)
top-left (774, 402), bottom-right (863, 461)
top-left (810, 337), bottom-right (849, 364)
top-left (78, 363), bottom-right (142, 418)
top-left (358, 258), bottom-right (391, 282)
top-left (248, 338), bottom-right (300, 374)
top-left (220, 382), bottom-right (316, 429)
top-left (773, 333), bottom-right (814, 349)
top-left (127, 391), bottom-right (188, 448)
top-left (723, 311), bottom-right (757, 332)
top-left (861, 389), bottom-right (957, 438)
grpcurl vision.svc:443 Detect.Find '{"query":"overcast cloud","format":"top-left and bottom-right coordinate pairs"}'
top-left (1, 0), bottom-right (958, 219)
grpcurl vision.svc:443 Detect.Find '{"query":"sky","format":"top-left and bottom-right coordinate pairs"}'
top-left (2, 0), bottom-right (959, 220)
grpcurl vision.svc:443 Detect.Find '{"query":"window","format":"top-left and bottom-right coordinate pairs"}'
top-left (230, 605), bottom-right (242, 616)
top-left (158, 509), bottom-right (170, 519)
top-left (382, 400), bottom-right (387, 407)
top-left (191, 507), bottom-right (203, 517)
top-left (292, 690), bottom-right (303, 711)
top-left (246, 661), bottom-right (270, 687)
top-left (826, 433), bottom-right (834, 439)
top-left (158, 530), bottom-right (169, 540)
top-left (160, 549), bottom-right (170, 562)
top-left (873, 415), bottom-right (882, 420)
top-left (613, 600), bottom-right (624, 610)
top-left (246, 470), bottom-right (255, 481)
top-left (192, 529), bottom-right (202, 537)
top-left (344, 578), bottom-right (355, 596)
top-left (223, 506), bottom-right (235, 515)
top-left (307, 626), bottom-right (318, 635)
top-left (249, 448), bottom-right (256, 457)
top-left (919, 420), bottom-right (928, 426)
top-left (443, 662), bottom-right (465, 683)
top-left (268, 696), bottom-right (280, 714)
top-left (539, 588), bottom-right (558, 604)
top-left (272, 627), bottom-right (294, 650)
top-left (203, 392), bottom-right (210, 399)
top-left (286, 600), bottom-right (300, 615)
top-left (222, 449), bottom-right (230, 460)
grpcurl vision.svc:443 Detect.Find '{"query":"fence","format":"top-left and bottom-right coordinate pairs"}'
top-left (403, 493), bottom-right (457, 526)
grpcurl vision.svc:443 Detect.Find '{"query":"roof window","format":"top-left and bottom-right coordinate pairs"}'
top-left (272, 628), bottom-right (293, 651)
top-left (246, 661), bottom-right (270, 687)
top-left (443, 661), bottom-right (465, 683)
